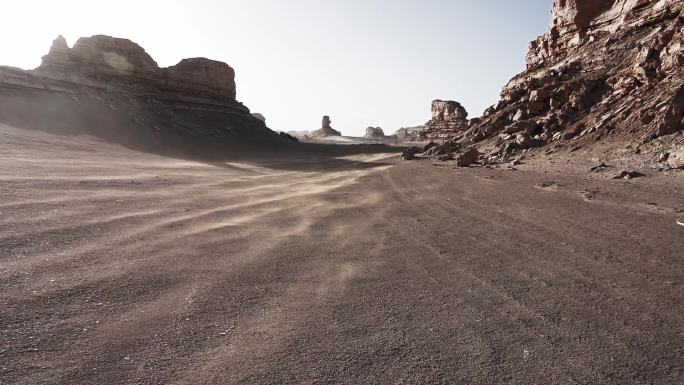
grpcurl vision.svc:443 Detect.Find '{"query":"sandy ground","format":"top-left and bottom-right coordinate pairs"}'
top-left (1, 124), bottom-right (683, 384)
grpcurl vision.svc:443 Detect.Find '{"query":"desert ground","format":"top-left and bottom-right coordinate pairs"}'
top-left (1, 123), bottom-right (682, 385)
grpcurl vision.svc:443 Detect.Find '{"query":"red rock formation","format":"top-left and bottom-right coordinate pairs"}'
top-left (423, 0), bottom-right (684, 164)
top-left (527, 0), bottom-right (680, 68)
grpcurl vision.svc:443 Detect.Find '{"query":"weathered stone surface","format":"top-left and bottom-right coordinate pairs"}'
top-left (667, 147), bottom-right (684, 169)
top-left (431, 100), bottom-right (468, 121)
top-left (401, 146), bottom-right (422, 160)
top-left (526, 0), bottom-right (681, 69)
top-left (456, 147), bottom-right (480, 167)
top-left (419, 100), bottom-right (470, 140)
top-left (424, 140), bottom-right (460, 157)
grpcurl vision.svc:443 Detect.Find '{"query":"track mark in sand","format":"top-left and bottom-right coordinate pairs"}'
top-left (635, 201), bottom-right (681, 216)
top-left (535, 181), bottom-right (562, 191)
top-left (473, 175), bottom-right (497, 184)
top-left (169, 261), bottom-right (367, 384)
top-left (578, 190), bottom-right (596, 202)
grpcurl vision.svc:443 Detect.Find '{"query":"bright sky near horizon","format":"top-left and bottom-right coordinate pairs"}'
top-left (2, 0), bottom-right (553, 136)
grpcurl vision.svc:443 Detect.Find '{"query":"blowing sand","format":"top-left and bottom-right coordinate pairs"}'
top-left (1, 123), bottom-right (683, 384)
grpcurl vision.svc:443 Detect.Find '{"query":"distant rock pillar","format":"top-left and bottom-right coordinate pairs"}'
top-left (322, 115), bottom-right (332, 129)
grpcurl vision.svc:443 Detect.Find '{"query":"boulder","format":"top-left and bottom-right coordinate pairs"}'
top-left (668, 147), bottom-right (684, 169)
top-left (423, 142), bottom-right (438, 152)
top-left (530, 90), bottom-right (550, 102)
top-left (456, 147), bottom-right (480, 167)
top-left (505, 119), bottom-right (538, 135)
top-left (401, 146), bottom-right (422, 160)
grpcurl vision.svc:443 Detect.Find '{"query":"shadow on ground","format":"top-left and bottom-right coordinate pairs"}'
top-left (0, 89), bottom-right (402, 172)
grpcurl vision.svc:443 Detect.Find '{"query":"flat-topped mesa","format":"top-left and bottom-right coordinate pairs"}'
top-left (38, 35), bottom-right (236, 99)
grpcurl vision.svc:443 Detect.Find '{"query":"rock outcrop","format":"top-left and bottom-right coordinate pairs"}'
top-left (414, 0), bottom-right (684, 164)
top-left (310, 115), bottom-right (342, 138)
top-left (394, 126), bottom-right (426, 142)
top-left (422, 100), bottom-right (469, 139)
top-left (364, 127), bottom-right (385, 139)
top-left (0, 35), bottom-right (279, 150)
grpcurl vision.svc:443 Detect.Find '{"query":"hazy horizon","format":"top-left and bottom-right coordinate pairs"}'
top-left (2, 0), bottom-right (552, 136)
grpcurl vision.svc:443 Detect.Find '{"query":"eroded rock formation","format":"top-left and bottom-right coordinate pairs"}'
top-left (422, 100), bottom-right (469, 139)
top-left (364, 127), bottom-right (385, 139)
top-left (0, 35), bottom-right (278, 149)
top-left (310, 115), bottom-right (342, 138)
top-left (413, 0), bottom-right (684, 165)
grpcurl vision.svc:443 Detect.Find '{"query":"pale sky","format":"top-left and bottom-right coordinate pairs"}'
top-left (1, 0), bottom-right (552, 136)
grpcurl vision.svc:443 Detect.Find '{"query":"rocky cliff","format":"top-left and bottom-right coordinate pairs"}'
top-left (413, 0), bottom-right (684, 169)
top-left (0, 35), bottom-right (279, 153)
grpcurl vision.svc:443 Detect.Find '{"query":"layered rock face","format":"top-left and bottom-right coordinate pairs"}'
top-left (39, 35), bottom-right (237, 99)
top-left (428, 0), bottom-right (684, 162)
top-left (310, 115), bottom-right (342, 138)
top-left (0, 35), bottom-right (277, 149)
top-left (422, 100), bottom-right (470, 139)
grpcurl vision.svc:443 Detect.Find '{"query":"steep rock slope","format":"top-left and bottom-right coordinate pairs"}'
top-left (416, 0), bottom-right (684, 167)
